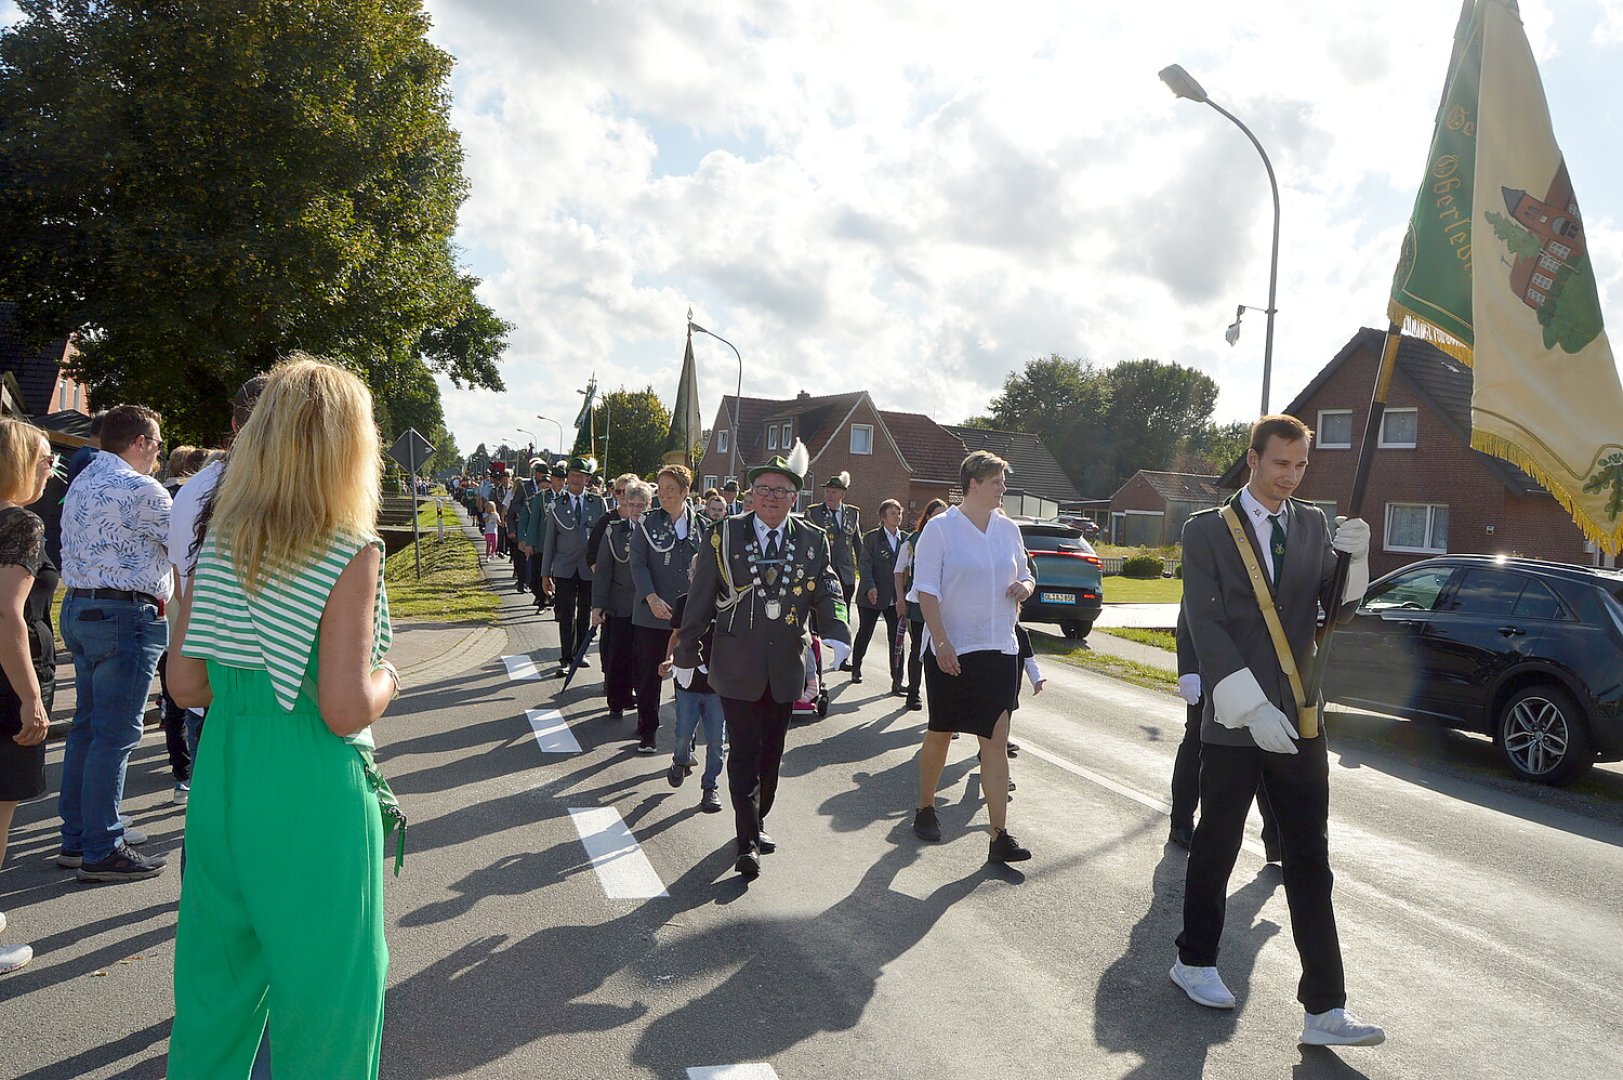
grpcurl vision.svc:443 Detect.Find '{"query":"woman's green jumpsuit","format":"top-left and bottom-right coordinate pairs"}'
top-left (167, 654), bottom-right (386, 1078)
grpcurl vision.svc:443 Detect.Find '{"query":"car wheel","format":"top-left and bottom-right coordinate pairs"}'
top-left (1061, 619), bottom-right (1093, 640)
top-left (1497, 683), bottom-right (1594, 786)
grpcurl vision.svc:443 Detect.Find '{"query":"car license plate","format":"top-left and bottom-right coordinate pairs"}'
top-left (1040, 591), bottom-right (1075, 605)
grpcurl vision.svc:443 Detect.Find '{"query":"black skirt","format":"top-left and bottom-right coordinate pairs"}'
top-left (924, 648), bottom-right (1018, 738)
top-left (0, 732), bottom-right (46, 802)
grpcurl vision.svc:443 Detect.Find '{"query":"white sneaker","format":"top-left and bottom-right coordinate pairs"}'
top-left (122, 827), bottom-right (148, 846)
top-left (1301, 1007), bottom-right (1386, 1046)
top-left (1170, 960), bottom-right (1236, 1009)
top-left (173, 783), bottom-right (189, 805)
top-left (0, 910), bottom-right (6, 934)
top-left (0, 942), bottom-right (31, 975)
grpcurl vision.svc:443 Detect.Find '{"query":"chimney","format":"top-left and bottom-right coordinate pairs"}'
top-left (796, 389), bottom-right (811, 401)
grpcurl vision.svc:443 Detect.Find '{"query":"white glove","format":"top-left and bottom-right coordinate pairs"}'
top-left (673, 666), bottom-right (695, 689)
top-left (1211, 668), bottom-right (1299, 755)
top-left (823, 638), bottom-right (851, 672)
top-left (1334, 517), bottom-right (1371, 604)
top-left (1177, 674), bottom-right (1202, 706)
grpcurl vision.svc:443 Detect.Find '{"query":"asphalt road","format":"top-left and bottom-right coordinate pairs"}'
top-left (2, 551), bottom-right (1621, 1079)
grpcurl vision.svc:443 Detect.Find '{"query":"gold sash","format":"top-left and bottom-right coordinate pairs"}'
top-left (1218, 504), bottom-right (1319, 739)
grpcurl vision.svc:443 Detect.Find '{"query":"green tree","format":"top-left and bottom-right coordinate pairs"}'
top-left (0, 0), bottom-right (509, 446)
top-left (1538, 257), bottom-right (1605, 354)
top-left (465, 443), bottom-right (490, 477)
top-left (1092, 358), bottom-right (1221, 491)
top-left (585, 387), bottom-right (672, 479)
top-left (1173, 420), bottom-right (1251, 476)
top-left (1486, 211), bottom-right (1544, 260)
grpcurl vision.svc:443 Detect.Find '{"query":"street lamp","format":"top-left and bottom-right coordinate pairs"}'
top-left (1159, 63), bottom-right (1281, 415)
top-left (536, 415), bottom-right (564, 459)
top-left (688, 319), bottom-right (743, 486)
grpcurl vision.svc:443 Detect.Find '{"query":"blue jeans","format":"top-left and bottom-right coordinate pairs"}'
top-left (673, 688), bottom-right (726, 790)
top-left (59, 594), bottom-right (168, 862)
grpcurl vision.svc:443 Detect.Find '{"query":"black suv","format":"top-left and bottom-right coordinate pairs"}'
top-left (1323, 555), bottom-right (1623, 785)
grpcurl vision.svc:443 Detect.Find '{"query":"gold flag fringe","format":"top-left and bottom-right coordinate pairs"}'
top-left (1471, 429), bottom-right (1623, 556)
top-left (1387, 302), bottom-right (1474, 366)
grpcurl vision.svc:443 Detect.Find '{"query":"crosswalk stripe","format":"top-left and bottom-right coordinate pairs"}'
top-left (525, 708), bottom-right (582, 753)
top-left (502, 654), bottom-right (542, 681)
top-left (687, 1067), bottom-right (780, 1080)
top-left (566, 807), bottom-right (668, 899)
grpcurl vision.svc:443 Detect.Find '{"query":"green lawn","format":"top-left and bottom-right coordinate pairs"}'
top-left (1027, 629), bottom-right (1177, 692)
top-left (1097, 627), bottom-right (1176, 651)
top-left (1101, 576), bottom-right (1183, 603)
top-left (383, 524), bottom-right (499, 624)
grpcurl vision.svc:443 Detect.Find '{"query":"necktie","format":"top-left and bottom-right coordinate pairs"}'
top-left (764, 528), bottom-right (781, 584)
top-left (1269, 513), bottom-right (1286, 585)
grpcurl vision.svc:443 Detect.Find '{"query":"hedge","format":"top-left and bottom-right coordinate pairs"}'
top-left (1121, 554), bottom-right (1164, 579)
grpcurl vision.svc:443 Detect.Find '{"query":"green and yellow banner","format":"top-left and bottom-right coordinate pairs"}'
top-left (1390, 0), bottom-right (1623, 553)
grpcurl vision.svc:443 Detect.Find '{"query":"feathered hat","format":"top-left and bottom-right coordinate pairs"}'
top-left (821, 470), bottom-right (851, 490)
top-left (749, 439), bottom-right (810, 489)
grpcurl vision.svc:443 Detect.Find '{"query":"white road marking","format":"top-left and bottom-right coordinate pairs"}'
top-left (526, 708), bottom-right (582, 753)
top-left (567, 807), bottom-right (668, 899)
top-left (687, 1067), bottom-right (780, 1080)
top-left (502, 654), bottom-right (542, 681)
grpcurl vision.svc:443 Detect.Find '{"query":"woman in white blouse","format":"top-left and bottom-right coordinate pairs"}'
top-left (908, 451), bottom-right (1035, 863)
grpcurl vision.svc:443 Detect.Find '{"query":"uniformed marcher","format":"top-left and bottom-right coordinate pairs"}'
top-left (805, 471), bottom-right (860, 616)
top-left (510, 459), bottom-right (547, 594)
top-left (1172, 414), bottom-right (1384, 1048)
top-left (540, 457), bottom-right (607, 676)
top-left (592, 479), bottom-right (649, 719)
top-left (521, 463), bottom-right (568, 608)
top-left (722, 478), bottom-right (744, 516)
top-left (674, 450), bottom-right (851, 879)
top-left (629, 464), bottom-right (701, 753)
top-left (850, 498), bottom-right (906, 691)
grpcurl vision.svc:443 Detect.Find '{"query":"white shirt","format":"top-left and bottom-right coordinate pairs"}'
top-left (1238, 486), bottom-right (1288, 584)
top-left (753, 514), bottom-right (787, 552)
top-left (884, 526), bottom-right (901, 555)
top-left (908, 506), bottom-right (1031, 656)
top-left (61, 450), bottom-right (175, 600)
top-left (168, 459), bottom-right (223, 586)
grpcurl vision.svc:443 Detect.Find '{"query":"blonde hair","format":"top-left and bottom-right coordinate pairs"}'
top-left (0, 419), bottom-right (49, 503)
top-left (210, 355), bottom-right (381, 592)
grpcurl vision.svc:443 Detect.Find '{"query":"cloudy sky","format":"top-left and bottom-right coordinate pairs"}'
top-left (7, 1), bottom-right (1622, 466)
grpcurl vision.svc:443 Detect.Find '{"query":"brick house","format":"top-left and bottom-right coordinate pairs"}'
top-left (941, 426), bottom-right (1083, 517)
top-left (1218, 327), bottom-right (1597, 578)
top-left (697, 391), bottom-right (974, 523)
top-left (1109, 471), bottom-right (1224, 547)
top-left (0, 301), bottom-right (91, 424)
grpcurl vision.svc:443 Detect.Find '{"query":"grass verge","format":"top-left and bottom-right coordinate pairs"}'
top-left (1028, 629), bottom-right (1177, 693)
top-left (383, 527), bottom-right (499, 624)
top-left (1101, 576), bottom-right (1183, 604)
top-left (1097, 627), bottom-right (1176, 651)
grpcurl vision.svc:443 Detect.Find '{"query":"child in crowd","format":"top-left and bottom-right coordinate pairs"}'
top-left (657, 585), bottom-right (725, 814)
top-left (482, 500), bottom-right (501, 561)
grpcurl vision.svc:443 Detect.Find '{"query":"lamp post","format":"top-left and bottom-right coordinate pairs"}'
top-left (688, 319), bottom-right (743, 486)
top-left (536, 415), bottom-right (564, 460)
top-left (1159, 63), bottom-right (1281, 415)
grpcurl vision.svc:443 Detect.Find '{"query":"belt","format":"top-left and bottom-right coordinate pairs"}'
top-left (67, 587), bottom-right (163, 607)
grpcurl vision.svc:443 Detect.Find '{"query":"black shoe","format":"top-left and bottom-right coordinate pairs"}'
top-left (578, 658), bottom-right (591, 669)
top-left (851, 670), bottom-right (863, 684)
top-left (514, 582), bottom-right (526, 593)
top-left (76, 843), bottom-right (166, 882)
top-left (735, 849), bottom-right (761, 878)
top-left (552, 666), bottom-right (568, 679)
top-left (700, 788), bottom-right (723, 813)
top-left (609, 708), bottom-right (624, 719)
top-left (756, 832), bottom-right (776, 854)
top-left (838, 660), bottom-right (851, 672)
top-left (913, 806), bottom-right (942, 842)
top-left (1168, 825), bottom-right (1194, 850)
top-left (907, 699), bottom-right (923, 712)
top-left (667, 760), bottom-right (691, 787)
top-left (1006, 741), bottom-right (1020, 758)
top-left (891, 680), bottom-right (904, 696)
top-left (988, 829), bottom-right (1032, 864)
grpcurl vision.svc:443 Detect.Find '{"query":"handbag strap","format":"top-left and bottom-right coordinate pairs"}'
top-left (1218, 503), bottom-right (1319, 739)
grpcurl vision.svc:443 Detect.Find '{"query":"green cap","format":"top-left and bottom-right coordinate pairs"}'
top-left (748, 455), bottom-right (802, 489)
top-left (566, 455), bottom-right (597, 475)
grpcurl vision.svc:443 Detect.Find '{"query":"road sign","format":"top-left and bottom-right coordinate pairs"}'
top-left (388, 429), bottom-right (436, 579)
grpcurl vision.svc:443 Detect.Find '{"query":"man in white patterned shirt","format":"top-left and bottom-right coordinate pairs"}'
top-left (57, 404), bottom-right (174, 882)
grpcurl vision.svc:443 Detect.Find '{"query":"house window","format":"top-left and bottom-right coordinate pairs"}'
top-left (715, 430), bottom-right (729, 454)
top-left (59, 382), bottom-right (69, 410)
top-left (781, 423), bottom-right (792, 446)
top-left (1301, 500), bottom-right (1338, 534)
top-left (767, 426), bottom-right (778, 450)
top-left (703, 475), bottom-right (718, 492)
top-left (1538, 254), bottom-right (1560, 272)
top-left (850, 424), bottom-right (874, 455)
top-left (1532, 272), bottom-right (1555, 290)
top-left (1316, 410), bottom-right (1352, 449)
top-left (1378, 407), bottom-right (1418, 448)
top-left (1526, 288), bottom-right (1547, 305)
top-left (1549, 241), bottom-right (1572, 259)
top-left (73, 384), bottom-right (82, 410)
top-left (1385, 502), bottom-right (1449, 554)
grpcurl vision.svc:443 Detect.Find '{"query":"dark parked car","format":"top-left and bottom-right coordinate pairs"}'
top-left (1323, 555), bottom-right (1623, 785)
top-left (1016, 520), bottom-right (1103, 640)
top-left (1058, 515), bottom-right (1101, 541)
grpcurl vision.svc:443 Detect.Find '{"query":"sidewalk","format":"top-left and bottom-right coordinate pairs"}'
top-left (1085, 629), bottom-right (1176, 672)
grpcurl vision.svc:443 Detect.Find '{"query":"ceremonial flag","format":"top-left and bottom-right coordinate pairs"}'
top-left (662, 323), bottom-right (703, 466)
top-left (1389, 0), bottom-right (1623, 553)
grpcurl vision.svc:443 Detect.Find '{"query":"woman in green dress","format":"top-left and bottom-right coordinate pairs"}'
top-left (166, 356), bottom-right (399, 1078)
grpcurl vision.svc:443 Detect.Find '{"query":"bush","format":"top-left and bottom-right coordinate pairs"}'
top-left (1122, 554), bottom-right (1164, 579)
top-left (1173, 563), bottom-right (1183, 579)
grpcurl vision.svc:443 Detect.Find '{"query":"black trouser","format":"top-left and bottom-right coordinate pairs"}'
top-left (155, 651), bottom-right (191, 783)
top-left (553, 573), bottom-right (592, 665)
top-left (851, 605), bottom-right (901, 683)
top-left (631, 624), bottom-right (669, 744)
top-left (511, 544), bottom-right (528, 588)
top-left (602, 615), bottom-right (638, 712)
top-left (1170, 700), bottom-right (1280, 851)
top-left (904, 619), bottom-right (924, 703)
top-left (720, 688), bottom-right (794, 852)
top-left (1177, 737), bottom-right (1346, 1013)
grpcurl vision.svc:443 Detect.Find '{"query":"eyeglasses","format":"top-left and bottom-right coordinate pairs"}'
top-left (752, 484), bottom-right (796, 499)
top-left (142, 433), bottom-right (164, 452)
